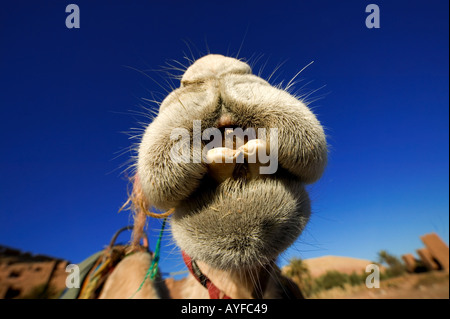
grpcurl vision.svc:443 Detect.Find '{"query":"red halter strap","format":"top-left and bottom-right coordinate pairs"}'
top-left (182, 251), bottom-right (231, 299)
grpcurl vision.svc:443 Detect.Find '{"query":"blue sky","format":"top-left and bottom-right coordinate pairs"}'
top-left (0, 0), bottom-right (448, 277)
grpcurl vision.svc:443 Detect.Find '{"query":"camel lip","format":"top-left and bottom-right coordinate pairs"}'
top-left (170, 172), bottom-right (310, 272)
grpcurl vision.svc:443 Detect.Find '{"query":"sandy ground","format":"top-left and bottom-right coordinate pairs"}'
top-left (311, 271), bottom-right (449, 299)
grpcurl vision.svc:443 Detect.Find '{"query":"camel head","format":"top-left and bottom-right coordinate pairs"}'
top-left (133, 54), bottom-right (327, 273)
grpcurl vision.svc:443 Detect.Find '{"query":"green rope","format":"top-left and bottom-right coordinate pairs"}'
top-left (129, 217), bottom-right (167, 299)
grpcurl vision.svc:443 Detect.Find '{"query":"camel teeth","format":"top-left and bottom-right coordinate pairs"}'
top-left (206, 148), bottom-right (236, 183)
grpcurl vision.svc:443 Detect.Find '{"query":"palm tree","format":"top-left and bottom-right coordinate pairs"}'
top-left (285, 258), bottom-right (313, 296)
top-left (378, 250), bottom-right (406, 278)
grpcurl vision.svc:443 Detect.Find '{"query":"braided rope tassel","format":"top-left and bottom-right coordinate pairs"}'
top-left (129, 217), bottom-right (167, 299)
